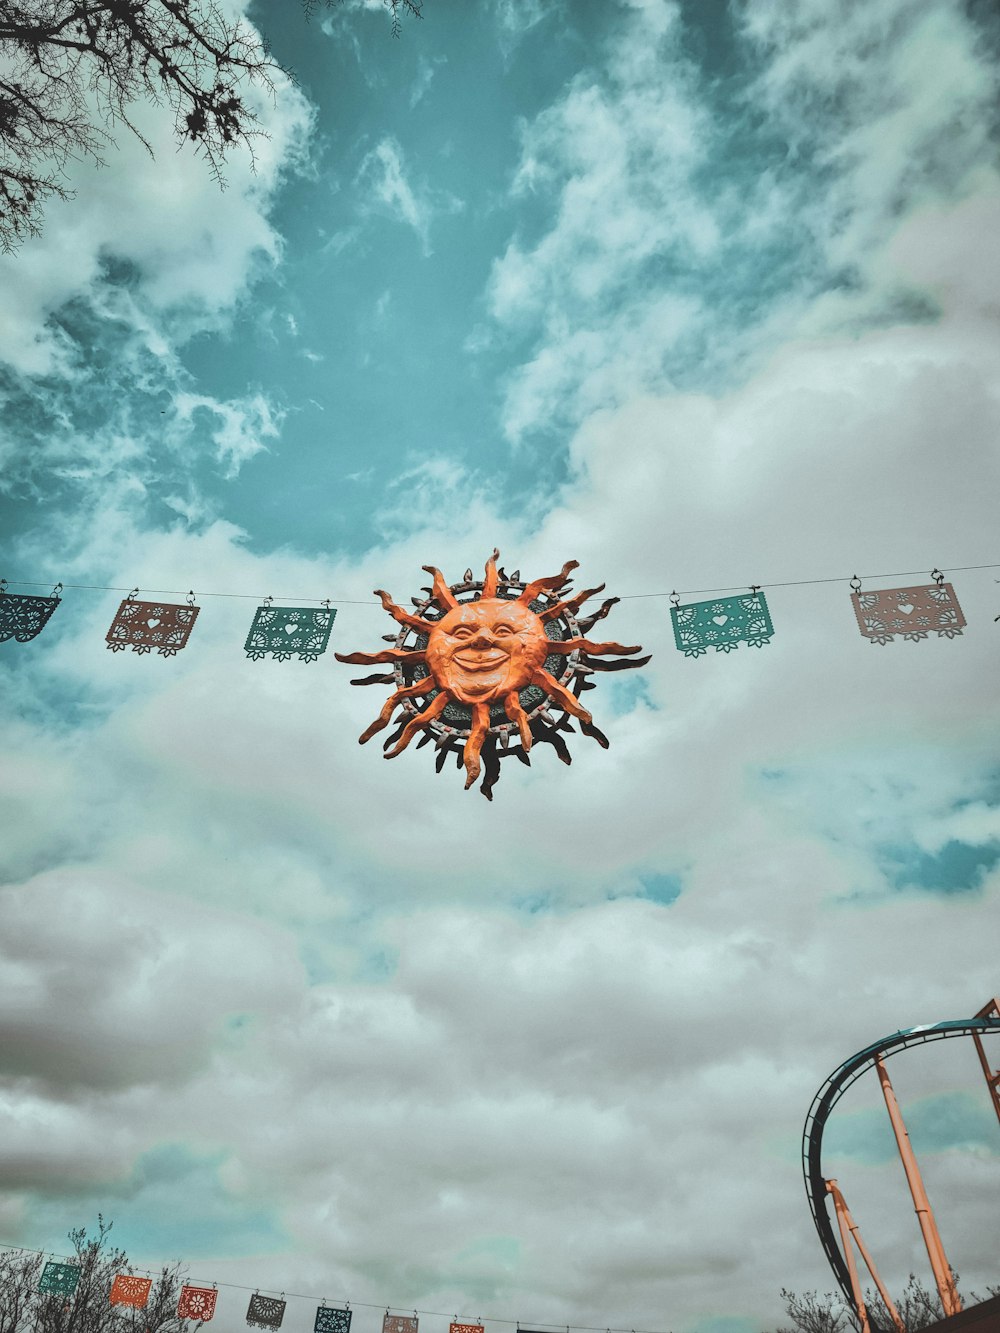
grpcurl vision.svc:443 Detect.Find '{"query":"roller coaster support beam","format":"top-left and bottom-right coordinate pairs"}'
top-left (972, 997), bottom-right (1000, 1126)
top-left (804, 1011), bottom-right (1000, 1314)
top-left (825, 1180), bottom-right (904, 1333)
top-left (874, 1056), bottom-right (962, 1316)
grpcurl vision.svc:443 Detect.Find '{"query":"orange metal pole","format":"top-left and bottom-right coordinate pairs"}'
top-left (972, 998), bottom-right (1000, 1128)
top-left (874, 1056), bottom-right (962, 1316)
top-left (825, 1180), bottom-right (905, 1332)
top-left (827, 1180), bottom-right (871, 1333)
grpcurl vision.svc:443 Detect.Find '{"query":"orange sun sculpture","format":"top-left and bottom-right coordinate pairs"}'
top-left (335, 550), bottom-right (651, 798)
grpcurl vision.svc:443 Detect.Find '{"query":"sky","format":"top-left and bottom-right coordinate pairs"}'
top-left (1, 0), bottom-right (1000, 1330)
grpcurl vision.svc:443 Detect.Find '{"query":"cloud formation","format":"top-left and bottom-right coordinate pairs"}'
top-left (487, 0), bottom-right (1000, 441)
top-left (1, 3), bottom-right (998, 1331)
top-left (355, 137), bottom-right (462, 256)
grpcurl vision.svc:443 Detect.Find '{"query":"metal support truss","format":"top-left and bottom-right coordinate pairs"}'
top-left (802, 1010), bottom-right (1000, 1326)
top-left (825, 1179), bottom-right (904, 1333)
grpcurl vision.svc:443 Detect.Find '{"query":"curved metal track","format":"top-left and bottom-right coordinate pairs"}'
top-left (803, 1016), bottom-right (1000, 1323)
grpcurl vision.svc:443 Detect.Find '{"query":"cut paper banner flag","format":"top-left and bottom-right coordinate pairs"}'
top-left (315, 1307), bottom-right (353, 1333)
top-left (247, 1293), bottom-right (287, 1328)
top-left (38, 1262), bottom-right (81, 1296)
top-left (0, 583), bottom-right (61, 643)
top-left (109, 1275), bottom-right (152, 1308)
top-left (850, 575), bottom-right (966, 645)
top-left (383, 1316), bottom-right (418, 1333)
top-left (106, 593), bottom-right (200, 657)
top-left (450, 1324), bottom-right (484, 1333)
top-left (177, 1285), bottom-right (218, 1322)
top-left (244, 603), bottom-right (336, 662)
top-left (670, 590), bottom-right (773, 657)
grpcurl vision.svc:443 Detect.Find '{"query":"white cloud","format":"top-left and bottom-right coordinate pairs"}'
top-left (320, 0), bottom-right (423, 42)
top-left (409, 54), bottom-right (446, 108)
top-left (491, 0), bottom-right (562, 63)
top-left (355, 136), bottom-right (462, 255)
top-left (0, 60), bottom-right (313, 376)
top-left (358, 138), bottom-right (425, 241)
top-left (911, 802), bottom-right (1000, 857)
top-left (0, 3), bottom-right (311, 546)
top-left (173, 391), bottom-right (283, 478)
top-left (486, 0), bottom-right (1000, 441)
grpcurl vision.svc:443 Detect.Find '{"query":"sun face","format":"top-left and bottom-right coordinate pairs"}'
top-left (335, 549), bottom-right (650, 798)
top-left (425, 598), bottom-right (549, 704)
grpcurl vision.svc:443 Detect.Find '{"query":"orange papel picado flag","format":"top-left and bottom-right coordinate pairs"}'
top-left (110, 1275), bottom-right (152, 1308)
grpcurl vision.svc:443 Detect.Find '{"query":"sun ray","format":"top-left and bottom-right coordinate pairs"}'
top-left (580, 718), bottom-right (610, 748)
top-left (383, 691), bottom-right (449, 758)
top-left (335, 646), bottom-right (428, 667)
top-left (517, 560), bottom-right (579, 606)
top-left (504, 690), bottom-right (533, 751)
top-left (374, 588), bottom-right (434, 634)
top-left (577, 596), bottom-right (620, 633)
top-left (578, 653), bottom-right (653, 672)
top-left (480, 736), bottom-right (502, 801)
top-left (542, 637), bottom-right (644, 656)
top-left (530, 666), bottom-right (593, 724)
top-left (421, 564), bottom-right (460, 610)
top-left (482, 547), bottom-right (500, 599)
top-left (538, 583), bottom-right (606, 623)
top-left (359, 675), bottom-right (435, 744)
top-left (463, 701), bottom-right (491, 789)
top-left (534, 721), bottom-right (572, 766)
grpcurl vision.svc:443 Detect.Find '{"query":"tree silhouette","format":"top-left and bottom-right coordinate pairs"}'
top-left (0, 1218), bottom-right (190, 1333)
top-left (777, 1272), bottom-right (1000, 1332)
top-left (0, 0), bottom-right (422, 251)
top-left (0, 1248), bottom-right (41, 1333)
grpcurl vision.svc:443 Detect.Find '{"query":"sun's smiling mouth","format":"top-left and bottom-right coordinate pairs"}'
top-left (454, 649), bottom-right (507, 670)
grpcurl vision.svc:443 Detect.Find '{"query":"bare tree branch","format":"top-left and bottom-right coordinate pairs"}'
top-left (0, 0), bottom-right (426, 250)
top-left (0, 1218), bottom-right (191, 1333)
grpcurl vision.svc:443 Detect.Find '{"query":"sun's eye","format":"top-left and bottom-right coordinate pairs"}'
top-left (493, 623), bottom-right (515, 636)
top-left (451, 625), bottom-right (477, 639)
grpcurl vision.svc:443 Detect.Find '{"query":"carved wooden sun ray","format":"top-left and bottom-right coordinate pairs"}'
top-left (335, 550), bottom-right (651, 799)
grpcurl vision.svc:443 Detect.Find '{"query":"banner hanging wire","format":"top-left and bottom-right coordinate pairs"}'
top-left (1, 562), bottom-right (998, 607)
top-left (0, 1242), bottom-right (666, 1333)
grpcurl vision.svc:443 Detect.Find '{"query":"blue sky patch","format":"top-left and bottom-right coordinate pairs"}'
top-left (879, 838), bottom-right (1000, 895)
top-left (825, 1091), bottom-right (1000, 1166)
top-left (693, 1317), bottom-right (757, 1333)
top-left (637, 873), bottom-right (683, 906)
top-left (606, 672), bottom-right (654, 716)
top-left (28, 1145), bottom-right (288, 1259)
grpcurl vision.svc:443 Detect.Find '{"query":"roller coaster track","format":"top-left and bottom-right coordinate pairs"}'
top-left (802, 1015), bottom-right (1000, 1323)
